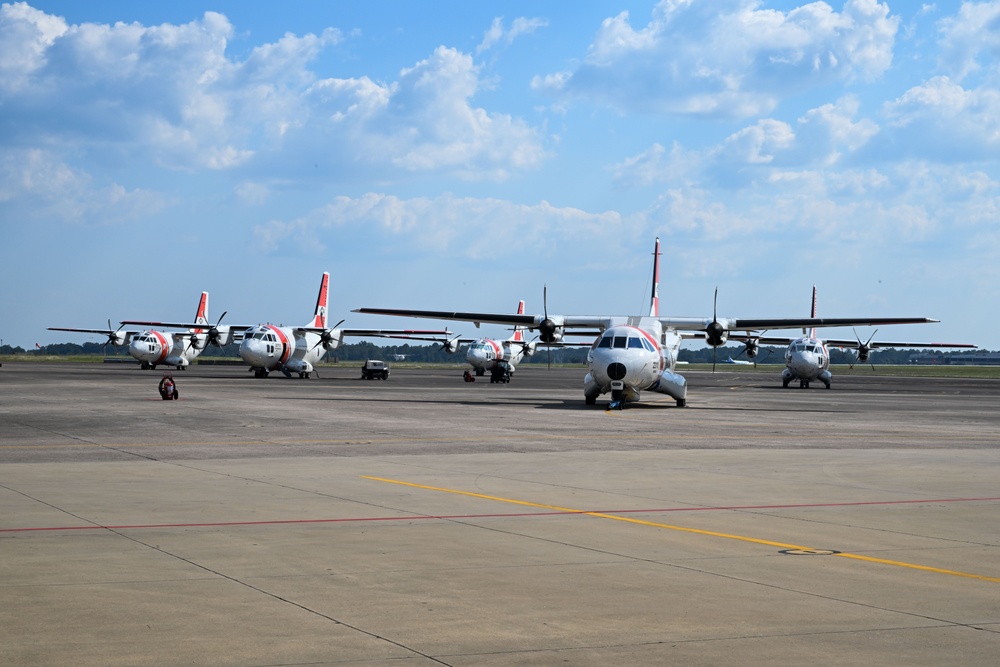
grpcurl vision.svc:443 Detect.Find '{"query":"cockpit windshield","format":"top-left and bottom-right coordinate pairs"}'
top-left (593, 331), bottom-right (655, 352)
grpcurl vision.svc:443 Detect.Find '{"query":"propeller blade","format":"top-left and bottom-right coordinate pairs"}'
top-left (544, 285), bottom-right (551, 369)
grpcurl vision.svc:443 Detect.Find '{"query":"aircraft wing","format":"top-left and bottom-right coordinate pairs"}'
top-left (660, 316), bottom-right (940, 331)
top-left (295, 327), bottom-right (454, 338)
top-left (120, 320), bottom-right (252, 331)
top-left (726, 334), bottom-right (793, 346)
top-left (822, 339), bottom-right (977, 350)
top-left (48, 326), bottom-right (138, 346)
top-left (352, 307), bottom-right (609, 329)
top-left (726, 332), bottom-right (976, 349)
top-left (49, 326), bottom-right (135, 335)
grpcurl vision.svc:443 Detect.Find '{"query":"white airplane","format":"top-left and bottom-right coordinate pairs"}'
top-left (458, 300), bottom-right (536, 383)
top-left (722, 355), bottom-right (754, 366)
top-left (454, 300), bottom-right (595, 383)
top-left (50, 292), bottom-right (230, 370)
top-left (129, 273), bottom-right (451, 378)
top-left (726, 286), bottom-right (977, 389)
top-left (355, 238), bottom-right (947, 409)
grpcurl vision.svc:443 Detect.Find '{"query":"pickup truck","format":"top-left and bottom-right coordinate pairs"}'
top-left (360, 359), bottom-right (390, 380)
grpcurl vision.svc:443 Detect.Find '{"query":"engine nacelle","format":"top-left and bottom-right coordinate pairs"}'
top-left (538, 317), bottom-right (564, 343)
top-left (441, 336), bottom-right (461, 354)
top-left (705, 320), bottom-right (728, 347)
top-left (857, 346), bottom-right (871, 362)
top-left (744, 339), bottom-right (759, 359)
top-left (321, 329), bottom-right (345, 351)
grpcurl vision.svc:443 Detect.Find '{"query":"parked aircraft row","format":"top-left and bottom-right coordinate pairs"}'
top-left (50, 240), bottom-right (976, 405)
top-left (354, 238), bottom-right (976, 408)
top-left (50, 273), bottom-right (451, 378)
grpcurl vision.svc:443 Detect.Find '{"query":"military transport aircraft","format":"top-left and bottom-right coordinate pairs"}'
top-left (50, 292), bottom-right (227, 370)
top-left (456, 300), bottom-right (536, 383)
top-left (355, 238), bottom-right (947, 409)
top-left (125, 272), bottom-right (451, 378)
top-left (725, 286), bottom-right (977, 389)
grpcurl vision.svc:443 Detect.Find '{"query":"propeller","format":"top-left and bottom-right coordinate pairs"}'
top-left (736, 330), bottom-right (768, 368)
top-left (705, 288), bottom-right (727, 372)
top-left (436, 333), bottom-right (463, 354)
top-left (101, 319), bottom-right (126, 356)
top-left (310, 319), bottom-right (346, 352)
top-left (537, 284), bottom-right (556, 368)
top-left (850, 328), bottom-right (878, 370)
top-left (189, 311), bottom-right (228, 350)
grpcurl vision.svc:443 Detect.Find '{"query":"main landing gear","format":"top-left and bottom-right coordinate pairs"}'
top-left (783, 378), bottom-right (831, 389)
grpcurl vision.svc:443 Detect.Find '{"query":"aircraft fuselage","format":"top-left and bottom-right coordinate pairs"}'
top-left (240, 324), bottom-right (326, 378)
top-left (584, 320), bottom-right (687, 408)
top-left (781, 336), bottom-right (832, 388)
top-left (466, 338), bottom-right (527, 372)
top-left (128, 330), bottom-right (205, 369)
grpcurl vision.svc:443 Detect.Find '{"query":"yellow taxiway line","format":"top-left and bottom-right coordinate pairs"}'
top-left (362, 475), bottom-right (1000, 584)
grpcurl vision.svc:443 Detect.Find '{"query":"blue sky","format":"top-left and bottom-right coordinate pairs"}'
top-left (3, 1), bottom-right (997, 350)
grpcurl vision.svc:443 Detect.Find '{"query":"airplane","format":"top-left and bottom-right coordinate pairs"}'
top-left (726, 286), bottom-right (977, 389)
top-left (125, 272), bottom-right (452, 378)
top-left (458, 300), bottom-right (535, 383)
top-left (354, 238), bottom-right (947, 409)
top-left (49, 292), bottom-right (230, 370)
top-left (722, 355), bottom-right (754, 366)
top-left (455, 300), bottom-right (597, 383)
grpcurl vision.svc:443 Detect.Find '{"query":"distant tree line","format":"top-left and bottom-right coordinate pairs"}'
top-left (15, 340), bottom-right (990, 365)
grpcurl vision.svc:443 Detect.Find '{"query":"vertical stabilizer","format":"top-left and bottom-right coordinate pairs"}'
top-left (512, 300), bottom-right (526, 342)
top-left (807, 285), bottom-right (818, 338)
top-left (649, 237), bottom-right (661, 317)
top-left (193, 292), bottom-right (209, 332)
top-left (310, 272), bottom-right (329, 328)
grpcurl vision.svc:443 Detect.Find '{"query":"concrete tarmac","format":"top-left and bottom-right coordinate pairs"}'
top-left (1, 361), bottom-right (998, 666)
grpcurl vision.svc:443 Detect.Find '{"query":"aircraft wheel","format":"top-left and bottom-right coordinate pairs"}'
top-left (585, 396), bottom-right (596, 405)
top-left (676, 398), bottom-right (686, 407)
top-left (476, 368), bottom-right (485, 377)
top-left (782, 379), bottom-right (790, 388)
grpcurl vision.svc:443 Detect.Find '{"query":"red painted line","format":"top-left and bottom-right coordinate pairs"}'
top-left (3, 497), bottom-right (997, 534)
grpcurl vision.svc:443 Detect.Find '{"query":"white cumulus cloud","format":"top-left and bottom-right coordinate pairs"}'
top-left (532, 0), bottom-right (898, 118)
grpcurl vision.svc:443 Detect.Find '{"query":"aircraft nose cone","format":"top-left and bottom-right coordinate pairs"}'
top-left (607, 362), bottom-right (627, 381)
